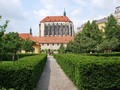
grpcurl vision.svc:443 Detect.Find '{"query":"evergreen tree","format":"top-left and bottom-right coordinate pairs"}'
top-left (82, 21), bottom-right (91, 38)
top-left (58, 44), bottom-right (65, 54)
top-left (105, 15), bottom-right (118, 39)
top-left (100, 14), bottom-right (120, 52)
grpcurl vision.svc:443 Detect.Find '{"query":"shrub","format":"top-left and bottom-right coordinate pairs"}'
top-left (54, 54), bottom-right (120, 90)
top-left (0, 54), bottom-right (47, 90)
top-left (0, 53), bottom-right (36, 61)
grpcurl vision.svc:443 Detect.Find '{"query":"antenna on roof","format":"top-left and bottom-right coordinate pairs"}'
top-left (63, 8), bottom-right (66, 16)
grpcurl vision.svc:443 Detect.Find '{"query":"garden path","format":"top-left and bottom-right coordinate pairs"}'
top-left (36, 55), bottom-right (77, 90)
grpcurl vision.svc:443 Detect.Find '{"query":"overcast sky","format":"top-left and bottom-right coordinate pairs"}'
top-left (0, 0), bottom-right (120, 36)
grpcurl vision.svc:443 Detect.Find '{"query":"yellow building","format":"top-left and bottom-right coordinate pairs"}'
top-left (77, 18), bottom-right (107, 33)
top-left (95, 18), bottom-right (107, 32)
top-left (19, 33), bottom-right (41, 54)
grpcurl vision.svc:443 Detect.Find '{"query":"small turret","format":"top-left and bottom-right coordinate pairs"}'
top-left (30, 28), bottom-right (32, 35)
top-left (63, 9), bottom-right (66, 16)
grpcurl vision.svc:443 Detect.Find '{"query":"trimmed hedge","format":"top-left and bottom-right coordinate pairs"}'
top-left (0, 53), bottom-right (36, 61)
top-left (54, 54), bottom-right (120, 90)
top-left (0, 54), bottom-right (47, 90)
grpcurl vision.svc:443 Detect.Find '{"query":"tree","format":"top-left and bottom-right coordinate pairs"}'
top-left (100, 14), bottom-right (120, 52)
top-left (58, 44), bottom-right (65, 54)
top-left (2, 32), bottom-right (22, 61)
top-left (66, 41), bottom-right (76, 53)
top-left (82, 21), bottom-right (91, 38)
top-left (66, 15), bottom-right (120, 53)
top-left (99, 37), bottom-right (119, 52)
top-left (22, 38), bottom-right (35, 53)
top-left (90, 20), bottom-right (103, 53)
top-left (0, 16), bottom-right (9, 62)
top-left (105, 15), bottom-right (118, 39)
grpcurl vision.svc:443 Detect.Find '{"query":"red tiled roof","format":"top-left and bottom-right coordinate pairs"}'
top-left (33, 36), bottom-right (74, 44)
top-left (19, 33), bottom-right (74, 44)
top-left (19, 33), bottom-right (32, 40)
top-left (40, 16), bottom-right (72, 23)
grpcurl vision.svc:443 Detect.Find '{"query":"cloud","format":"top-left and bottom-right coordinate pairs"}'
top-left (74, 0), bottom-right (88, 7)
top-left (0, 0), bottom-right (28, 20)
top-left (72, 9), bottom-right (81, 18)
top-left (0, 0), bottom-right (119, 35)
top-left (90, 0), bottom-right (120, 9)
top-left (0, 0), bottom-right (30, 33)
top-left (34, 0), bottom-right (69, 21)
top-left (34, 5), bottom-right (54, 18)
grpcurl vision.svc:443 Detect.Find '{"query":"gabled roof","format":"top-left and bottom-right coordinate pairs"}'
top-left (40, 16), bottom-right (72, 23)
top-left (19, 33), bottom-right (74, 44)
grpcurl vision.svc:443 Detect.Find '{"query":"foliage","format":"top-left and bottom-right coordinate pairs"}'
top-left (0, 16), bottom-right (9, 62)
top-left (58, 44), bottom-right (66, 54)
top-left (66, 41), bottom-right (75, 53)
top-left (99, 37), bottom-right (119, 52)
top-left (99, 14), bottom-right (120, 52)
top-left (54, 54), bottom-right (120, 90)
top-left (22, 38), bottom-right (35, 53)
top-left (0, 54), bottom-right (47, 90)
top-left (66, 20), bottom-right (103, 53)
top-left (2, 32), bottom-right (22, 61)
top-left (66, 14), bottom-right (120, 53)
top-left (0, 15), bottom-right (36, 62)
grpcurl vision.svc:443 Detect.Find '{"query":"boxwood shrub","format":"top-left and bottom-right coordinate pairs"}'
top-left (0, 54), bottom-right (47, 90)
top-left (0, 53), bottom-right (37, 61)
top-left (54, 54), bottom-right (120, 90)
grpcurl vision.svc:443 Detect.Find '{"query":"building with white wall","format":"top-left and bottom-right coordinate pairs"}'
top-left (32, 36), bottom-right (74, 51)
top-left (39, 11), bottom-right (74, 37)
top-left (19, 11), bottom-right (74, 53)
top-left (115, 6), bottom-right (120, 24)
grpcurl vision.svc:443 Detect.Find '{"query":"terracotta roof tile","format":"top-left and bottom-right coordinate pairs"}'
top-left (19, 33), bottom-right (32, 40)
top-left (40, 16), bottom-right (72, 23)
top-left (19, 33), bottom-right (74, 44)
top-left (32, 36), bottom-right (74, 44)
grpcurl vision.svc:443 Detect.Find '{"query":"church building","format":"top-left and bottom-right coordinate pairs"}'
top-left (39, 10), bottom-right (74, 37)
top-left (19, 11), bottom-right (74, 53)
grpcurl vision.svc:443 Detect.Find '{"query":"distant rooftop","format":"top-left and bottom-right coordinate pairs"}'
top-left (95, 18), bottom-right (108, 24)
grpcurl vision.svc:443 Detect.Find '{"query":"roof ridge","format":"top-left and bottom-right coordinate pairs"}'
top-left (40, 16), bottom-right (72, 23)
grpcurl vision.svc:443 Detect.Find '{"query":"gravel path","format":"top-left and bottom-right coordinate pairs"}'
top-left (36, 55), bottom-right (77, 90)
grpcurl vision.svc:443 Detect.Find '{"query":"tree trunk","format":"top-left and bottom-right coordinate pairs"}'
top-left (0, 58), bottom-right (2, 63)
top-left (12, 52), bottom-right (18, 61)
top-left (12, 53), bottom-right (15, 61)
top-left (0, 52), bottom-right (5, 63)
top-left (17, 54), bottom-right (19, 60)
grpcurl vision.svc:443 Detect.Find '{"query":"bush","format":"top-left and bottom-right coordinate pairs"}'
top-left (0, 54), bottom-right (47, 90)
top-left (89, 52), bottom-right (120, 57)
top-left (54, 54), bottom-right (120, 90)
top-left (0, 53), bottom-right (36, 61)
